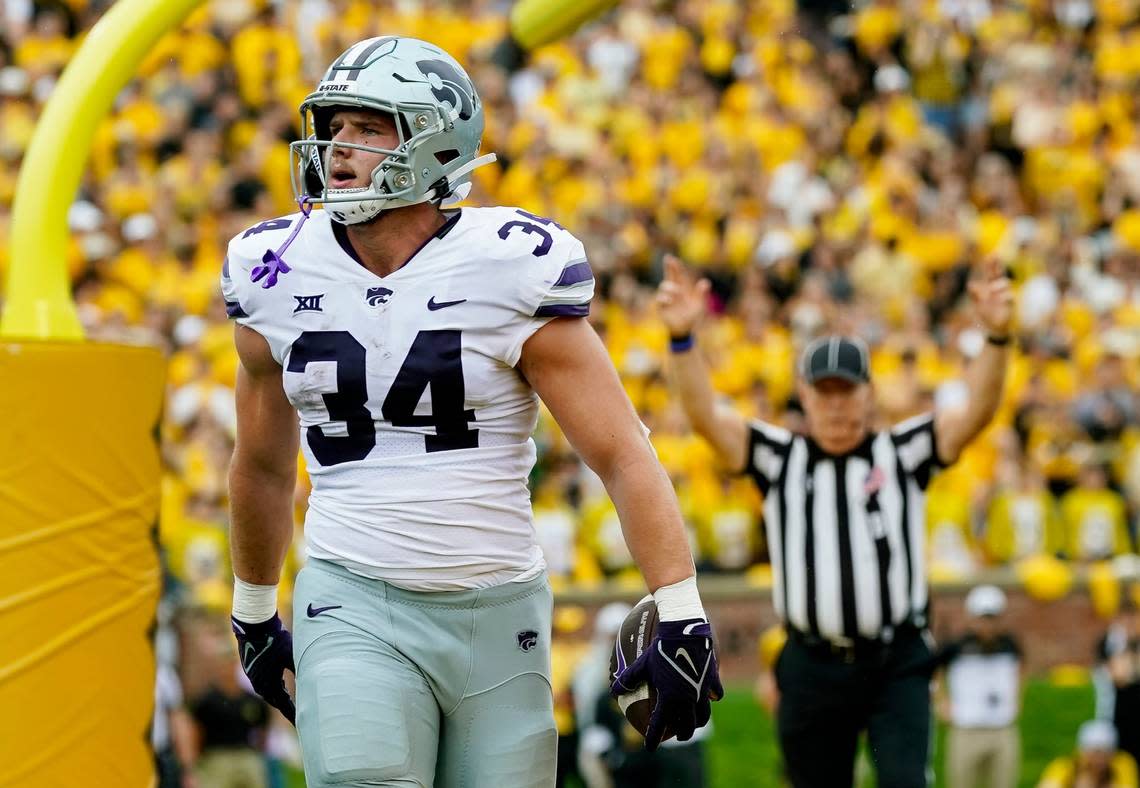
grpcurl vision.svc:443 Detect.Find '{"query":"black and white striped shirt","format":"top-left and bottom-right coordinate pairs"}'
top-left (746, 413), bottom-right (944, 643)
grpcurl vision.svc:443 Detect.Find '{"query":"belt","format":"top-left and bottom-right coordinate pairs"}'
top-left (788, 622), bottom-right (921, 665)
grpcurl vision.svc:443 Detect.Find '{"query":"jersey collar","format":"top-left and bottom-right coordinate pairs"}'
top-left (804, 431), bottom-right (876, 463)
top-left (330, 209), bottom-right (463, 278)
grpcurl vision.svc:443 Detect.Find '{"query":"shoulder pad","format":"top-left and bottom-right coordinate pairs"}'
top-left (228, 211), bottom-right (308, 260)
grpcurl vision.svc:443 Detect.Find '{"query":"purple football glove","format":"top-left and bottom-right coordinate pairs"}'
top-left (231, 613), bottom-right (296, 724)
top-left (610, 617), bottom-right (724, 751)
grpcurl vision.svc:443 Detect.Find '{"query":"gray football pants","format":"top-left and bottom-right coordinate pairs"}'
top-left (293, 559), bottom-right (556, 787)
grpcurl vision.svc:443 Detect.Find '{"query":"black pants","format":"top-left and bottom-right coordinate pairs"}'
top-left (1114, 682), bottom-right (1140, 768)
top-left (654, 741), bottom-right (706, 787)
top-left (154, 746), bottom-right (183, 788)
top-left (776, 627), bottom-right (933, 788)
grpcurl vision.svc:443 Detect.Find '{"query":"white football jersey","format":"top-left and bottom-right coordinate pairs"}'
top-left (221, 206), bottom-right (594, 590)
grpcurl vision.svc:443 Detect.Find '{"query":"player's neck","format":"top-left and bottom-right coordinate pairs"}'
top-left (342, 204), bottom-right (449, 278)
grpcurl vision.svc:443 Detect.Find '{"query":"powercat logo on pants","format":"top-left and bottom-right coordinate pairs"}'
top-left (517, 630), bottom-right (538, 652)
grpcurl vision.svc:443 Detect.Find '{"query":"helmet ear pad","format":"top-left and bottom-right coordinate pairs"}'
top-left (311, 105), bottom-right (335, 142)
top-left (303, 139), bottom-right (325, 197)
top-left (304, 105), bottom-right (336, 198)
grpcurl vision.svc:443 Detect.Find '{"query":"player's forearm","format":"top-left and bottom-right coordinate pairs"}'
top-left (228, 458), bottom-right (295, 586)
top-left (600, 445), bottom-right (696, 592)
top-left (960, 341), bottom-right (1009, 442)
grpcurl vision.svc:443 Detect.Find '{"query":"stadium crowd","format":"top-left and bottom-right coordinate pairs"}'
top-left (3, 0), bottom-right (1140, 784)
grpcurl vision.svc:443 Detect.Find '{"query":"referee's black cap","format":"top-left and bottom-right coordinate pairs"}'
top-left (800, 335), bottom-right (871, 385)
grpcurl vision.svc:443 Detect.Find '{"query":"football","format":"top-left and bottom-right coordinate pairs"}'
top-left (608, 594), bottom-right (672, 741)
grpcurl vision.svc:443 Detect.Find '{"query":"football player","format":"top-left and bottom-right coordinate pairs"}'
top-left (222, 36), bottom-right (722, 788)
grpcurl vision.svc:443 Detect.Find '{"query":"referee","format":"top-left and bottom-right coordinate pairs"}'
top-left (657, 255), bottom-right (1013, 788)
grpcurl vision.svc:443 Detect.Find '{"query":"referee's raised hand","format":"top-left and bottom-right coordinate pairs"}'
top-left (656, 254), bottom-right (711, 339)
top-left (967, 258), bottom-right (1014, 336)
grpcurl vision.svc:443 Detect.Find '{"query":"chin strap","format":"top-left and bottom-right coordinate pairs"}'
top-left (251, 198), bottom-right (313, 288)
top-left (440, 153), bottom-right (497, 206)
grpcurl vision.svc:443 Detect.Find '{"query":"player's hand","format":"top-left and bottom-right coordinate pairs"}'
top-left (231, 613), bottom-right (296, 724)
top-left (610, 617), bottom-right (724, 751)
top-left (968, 258), bottom-right (1013, 337)
top-left (655, 255), bottom-right (711, 339)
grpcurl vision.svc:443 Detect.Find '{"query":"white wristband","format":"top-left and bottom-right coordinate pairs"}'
top-left (653, 575), bottom-right (706, 622)
top-left (232, 576), bottom-right (279, 624)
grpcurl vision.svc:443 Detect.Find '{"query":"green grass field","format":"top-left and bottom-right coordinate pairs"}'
top-left (284, 679), bottom-right (1094, 787)
top-left (706, 679), bottom-right (1095, 788)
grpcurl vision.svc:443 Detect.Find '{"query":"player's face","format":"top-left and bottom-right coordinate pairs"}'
top-left (1078, 749), bottom-right (1112, 775)
top-left (799, 377), bottom-right (871, 454)
top-left (974, 614), bottom-right (1000, 641)
top-left (325, 109), bottom-right (399, 190)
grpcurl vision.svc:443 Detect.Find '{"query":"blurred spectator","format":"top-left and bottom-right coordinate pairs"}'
top-left (984, 456), bottom-right (1063, 564)
top-left (753, 623), bottom-right (788, 787)
top-left (185, 625), bottom-right (271, 788)
top-left (1059, 463), bottom-right (1131, 560)
top-left (573, 602), bottom-right (632, 788)
top-left (1036, 719), bottom-right (1138, 788)
top-left (1096, 592), bottom-right (1140, 769)
top-left (591, 686), bottom-right (657, 788)
top-left (13, 6), bottom-right (73, 78)
top-left (1073, 354), bottom-right (1138, 441)
top-left (754, 622), bottom-right (787, 719)
top-left (153, 590), bottom-right (194, 788)
top-left (551, 606), bottom-right (591, 788)
top-left (937, 585), bottom-right (1023, 788)
top-left (652, 714), bottom-right (710, 788)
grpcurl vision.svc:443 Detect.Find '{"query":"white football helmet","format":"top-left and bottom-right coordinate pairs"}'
top-left (291, 36), bottom-right (496, 224)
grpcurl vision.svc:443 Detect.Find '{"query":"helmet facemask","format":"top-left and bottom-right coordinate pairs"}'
top-left (290, 100), bottom-right (448, 225)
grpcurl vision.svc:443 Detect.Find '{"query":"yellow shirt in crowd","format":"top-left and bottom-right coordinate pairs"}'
top-left (1059, 488), bottom-right (1131, 560)
top-left (986, 490), bottom-right (1064, 564)
top-left (1037, 753), bottom-right (1138, 788)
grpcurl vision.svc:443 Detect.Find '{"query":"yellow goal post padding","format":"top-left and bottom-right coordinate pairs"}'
top-left (0, 343), bottom-right (165, 787)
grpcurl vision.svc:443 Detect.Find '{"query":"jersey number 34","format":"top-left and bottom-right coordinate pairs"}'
top-left (288, 329), bottom-right (477, 465)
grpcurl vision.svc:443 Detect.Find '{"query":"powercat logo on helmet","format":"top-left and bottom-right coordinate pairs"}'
top-left (408, 59), bottom-right (476, 121)
top-left (319, 82), bottom-right (354, 92)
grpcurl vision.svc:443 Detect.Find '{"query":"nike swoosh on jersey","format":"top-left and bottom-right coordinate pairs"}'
top-left (427, 296), bottom-right (467, 310)
top-left (306, 603), bottom-right (343, 618)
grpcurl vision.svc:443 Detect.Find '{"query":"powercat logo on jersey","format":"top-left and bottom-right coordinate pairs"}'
top-left (366, 286), bottom-right (393, 306)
